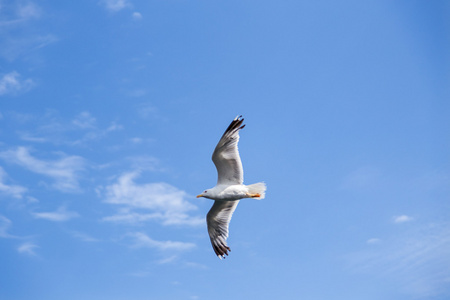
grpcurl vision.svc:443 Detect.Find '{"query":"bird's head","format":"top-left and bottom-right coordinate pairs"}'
top-left (196, 189), bottom-right (212, 199)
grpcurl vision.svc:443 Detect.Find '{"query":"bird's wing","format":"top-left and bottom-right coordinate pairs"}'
top-left (212, 116), bottom-right (245, 185)
top-left (206, 200), bottom-right (239, 259)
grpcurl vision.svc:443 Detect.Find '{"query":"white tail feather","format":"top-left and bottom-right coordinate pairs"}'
top-left (246, 182), bottom-right (266, 200)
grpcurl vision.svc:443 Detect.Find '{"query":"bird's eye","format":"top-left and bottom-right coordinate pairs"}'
top-left (204, 190), bottom-right (207, 193)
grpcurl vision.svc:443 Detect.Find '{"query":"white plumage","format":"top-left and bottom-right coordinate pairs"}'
top-left (197, 116), bottom-right (266, 259)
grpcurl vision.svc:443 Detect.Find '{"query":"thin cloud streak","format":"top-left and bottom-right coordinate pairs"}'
top-left (0, 215), bottom-right (15, 238)
top-left (0, 1), bottom-right (57, 62)
top-left (0, 1), bottom-right (42, 25)
top-left (17, 242), bottom-right (39, 256)
top-left (71, 231), bottom-right (100, 242)
top-left (0, 167), bottom-right (27, 199)
top-left (341, 166), bottom-right (382, 190)
top-left (72, 111), bottom-right (96, 129)
top-left (127, 232), bottom-right (196, 252)
top-left (132, 12), bottom-right (142, 20)
top-left (347, 222), bottom-right (450, 298)
top-left (16, 2), bottom-right (42, 20)
top-left (13, 110), bottom-right (123, 146)
top-left (32, 206), bottom-right (79, 222)
top-left (0, 34), bottom-right (57, 61)
top-left (393, 215), bottom-right (414, 224)
top-left (366, 238), bottom-right (382, 245)
top-left (0, 147), bottom-right (85, 192)
top-left (0, 71), bottom-right (34, 96)
top-left (102, 171), bottom-right (203, 226)
top-left (100, 0), bottom-right (131, 12)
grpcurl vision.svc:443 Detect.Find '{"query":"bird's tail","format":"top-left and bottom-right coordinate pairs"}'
top-left (246, 182), bottom-right (266, 200)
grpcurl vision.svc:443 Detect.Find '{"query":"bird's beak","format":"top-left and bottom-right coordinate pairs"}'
top-left (196, 194), bottom-right (203, 198)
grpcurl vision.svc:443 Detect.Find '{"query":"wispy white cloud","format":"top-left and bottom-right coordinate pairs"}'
top-left (71, 231), bottom-right (99, 242)
top-left (347, 222), bottom-right (450, 298)
top-left (17, 242), bottom-right (39, 256)
top-left (127, 270), bottom-right (151, 277)
top-left (127, 232), bottom-right (196, 252)
top-left (26, 196), bottom-right (39, 204)
top-left (156, 255), bottom-right (178, 265)
top-left (393, 215), bottom-right (413, 224)
top-left (0, 147), bottom-right (85, 192)
top-left (366, 238), bottom-right (382, 245)
top-left (32, 206), bottom-right (79, 222)
top-left (136, 103), bottom-right (160, 120)
top-left (6, 111), bottom-right (35, 123)
top-left (0, 2), bottom-right (57, 61)
top-left (128, 138), bottom-right (156, 147)
top-left (72, 111), bottom-right (96, 129)
top-left (14, 110), bottom-right (67, 144)
top-left (16, 2), bottom-right (42, 20)
top-left (0, 34), bottom-right (57, 61)
top-left (0, 215), bottom-right (15, 238)
top-left (106, 122), bottom-right (124, 132)
top-left (341, 166), bottom-right (381, 190)
top-left (0, 1), bottom-right (42, 27)
top-left (126, 155), bottom-right (160, 171)
top-left (128, 88), bottom-right (147, 97)
top-left (18, 133), bottom-right (48, 143)
top-left (12, 110), bottom-right (123, 146)
top-left (100, 0), bottom-right (131, 12)
top-left (0, 167), bottom-right (27, 199)
top-left (0, 71), bottom-right (34, 96)
top-left (71, 123), bottom-right (124, 146)
top-left (183, 261), bottom-right (209, 270)
top-left (132, 12), bottom-right (142, 20)
top-left (130, 137), bottom-right (143, 144)
top-left (101, 171), bottom-right (203, 226)
top-left (102, 211), bottom-right (162, 223)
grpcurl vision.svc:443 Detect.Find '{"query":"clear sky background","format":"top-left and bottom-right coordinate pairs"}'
top-left (0, 1), bottom-right (449, 299)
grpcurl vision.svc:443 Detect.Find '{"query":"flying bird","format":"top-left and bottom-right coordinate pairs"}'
top-left (197, 115), bottom-right (266, 259)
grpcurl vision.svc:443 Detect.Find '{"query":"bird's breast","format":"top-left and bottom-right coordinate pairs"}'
top-left (215, 185), bottom-right (247, 201)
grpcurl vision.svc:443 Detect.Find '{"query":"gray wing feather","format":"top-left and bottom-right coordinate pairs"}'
top-left (206, 200), bottom-right (239, 259)
top-left (212, 116), bottom-right (245, 185)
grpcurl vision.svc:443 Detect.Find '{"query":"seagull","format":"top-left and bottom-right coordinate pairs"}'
top-left (197, 115), bottom-right (266, 259)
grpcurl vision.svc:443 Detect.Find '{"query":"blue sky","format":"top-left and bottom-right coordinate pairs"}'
top-left (0, 0), bottom-right (449, 299)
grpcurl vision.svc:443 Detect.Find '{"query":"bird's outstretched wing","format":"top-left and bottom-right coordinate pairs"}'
top-left (212, 115), bottom-right (245, 185)
top-left (206, 200), bottom-right (239, 259)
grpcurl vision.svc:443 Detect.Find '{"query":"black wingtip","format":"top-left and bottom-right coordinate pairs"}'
top-left (213, 243), bottom-right (231, 259)
top-left (222, 115), bottom-right (245, 137)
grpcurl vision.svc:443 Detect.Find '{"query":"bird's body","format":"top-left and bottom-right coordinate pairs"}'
top-left (197, 115), bottom-right (266, 259)
top-left (200, 184), bottom-right (248, 201)
top-left (200, 183), bottom-right (265, 201)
